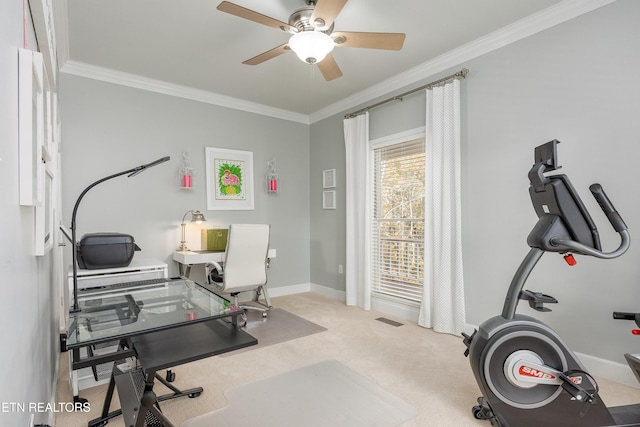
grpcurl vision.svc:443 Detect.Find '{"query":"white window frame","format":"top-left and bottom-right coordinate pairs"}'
top-left (369, 127), bottom-right (426, 314)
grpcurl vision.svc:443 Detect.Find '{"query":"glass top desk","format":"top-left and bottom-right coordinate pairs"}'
top-left (67, 278), bottom-right (240, 348)
top-left (66, 279), bottom-right (257, 427)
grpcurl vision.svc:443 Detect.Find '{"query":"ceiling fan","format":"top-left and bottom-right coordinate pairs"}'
top-left (217, 0), bottom-right (406, 81)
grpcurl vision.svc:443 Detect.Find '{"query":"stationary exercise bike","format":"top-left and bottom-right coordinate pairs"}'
top-left (463, 140), bottom-right (640, 426)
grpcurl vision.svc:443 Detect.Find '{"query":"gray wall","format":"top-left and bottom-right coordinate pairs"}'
top-left (0, 1), bottom-right (59, 426)
top-left (309, 0), bottom-right (640, 364)
top-left (309, 114), bottom-right (347, 291)
top-left (462, 0), bottom-right (640, 364)
top-left (59, 75), bottom-right (311, 288)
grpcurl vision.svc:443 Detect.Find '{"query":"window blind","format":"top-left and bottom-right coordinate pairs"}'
top-left (371, 138), bottom-right (425, 302)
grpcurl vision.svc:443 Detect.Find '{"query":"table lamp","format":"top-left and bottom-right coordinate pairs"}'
top-left (178, 210), bottom-right (207, 251)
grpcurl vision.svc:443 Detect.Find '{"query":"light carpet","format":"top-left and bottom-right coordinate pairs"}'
top-left (181, 359), bottom-right (419, 427)
top-left (55, 293), bottom-right (640, 427)
top-left (220, 307), bottom-right (327, 356)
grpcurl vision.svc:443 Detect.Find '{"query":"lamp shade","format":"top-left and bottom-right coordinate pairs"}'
top-left (288, 31), bottom-right (335, 64)
top-left (190, 211), bottom-right (206, 224)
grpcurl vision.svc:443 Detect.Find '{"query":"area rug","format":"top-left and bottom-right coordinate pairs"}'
top-left (220, 308), bottom-right (327, 356)
top-left (180, 360), bottom-right (418, 427)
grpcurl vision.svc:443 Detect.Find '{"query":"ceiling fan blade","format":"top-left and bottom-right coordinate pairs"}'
top-left (332, 31), bottom-right (406, 50)
top-left (317, 53), bottom-right (343, 81)
top-left (310, 0), bottom-right (348, 30)
top-left (217, 1), bottom-right (296, 33)
top-left (243, 43), bottom-right (290, 66)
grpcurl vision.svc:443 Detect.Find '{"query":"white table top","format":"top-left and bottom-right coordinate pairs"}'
top-left (173, 249), bottom-right (276, 265)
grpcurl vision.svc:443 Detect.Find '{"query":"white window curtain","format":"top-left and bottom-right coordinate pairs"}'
top-left (343, 112), bottom-right (371, 310)
top-left (419, 78), bottom-right (466, 335)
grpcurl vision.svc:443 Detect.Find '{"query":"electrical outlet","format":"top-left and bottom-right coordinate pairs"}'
top-left (338, 264), bottom-right (343, 274)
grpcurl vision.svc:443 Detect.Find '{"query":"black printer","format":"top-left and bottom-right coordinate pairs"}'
top-left (76, 232), bottom-right (141, 270)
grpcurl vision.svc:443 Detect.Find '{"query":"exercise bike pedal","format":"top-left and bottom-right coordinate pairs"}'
top-left (519, 289), bottom-right (558, 312)
top-left (462, 330), bottom-right (476, 357)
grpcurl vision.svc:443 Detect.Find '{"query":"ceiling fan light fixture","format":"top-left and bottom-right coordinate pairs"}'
top-left (288, 30), bottom-right (334, 64)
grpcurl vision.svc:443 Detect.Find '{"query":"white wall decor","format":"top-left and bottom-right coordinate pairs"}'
top-left (18, 48), bottom-right (44, 207)
top-left (323, 168), bottom-right (336, 188)
top-left (323, 190), bottom-right (336, 209)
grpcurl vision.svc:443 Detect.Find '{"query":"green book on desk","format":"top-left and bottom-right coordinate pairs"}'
top-left (201, 228), bottom-right (228, 251)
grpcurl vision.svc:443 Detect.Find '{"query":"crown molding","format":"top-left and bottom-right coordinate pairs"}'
top-left (309, 0), bottom-right (616, 123)
top-left (56, 0), bottom-right (614, 125)
top-left (53, 0), bottom-right (308, 123)
top-left (60, 60), bottom-right (311, 124)
top-left (52, 0), bottom-right (70, 71)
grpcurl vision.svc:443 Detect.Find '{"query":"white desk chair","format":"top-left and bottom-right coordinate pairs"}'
top-left (205, 224), bottom-right (272, 324)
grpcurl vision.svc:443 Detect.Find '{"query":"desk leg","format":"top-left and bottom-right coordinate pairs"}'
top-left (87, 339), bottom-right (132, 427)
top-left (154, 373), bottom-right (203, 402)
top-left (70, 348), bottom-right (83, 403)
top-left (88, 372), bottom-right (121, 427)
top-left (178, 262), bottom-right (192, 278)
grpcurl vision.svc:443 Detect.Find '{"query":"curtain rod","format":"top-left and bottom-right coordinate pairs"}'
top-left (344, 68), bottom-right (469, 119)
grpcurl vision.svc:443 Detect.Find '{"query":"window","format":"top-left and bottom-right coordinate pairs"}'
top-left (371, 136), bottom-right (425, 303)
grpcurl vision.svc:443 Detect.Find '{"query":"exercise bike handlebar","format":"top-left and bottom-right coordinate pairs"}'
top-left (612, 312), bottom-right (637, 320)
top-left (589, 183), bottom-right (628, 233)
top-left (551, 183), bottom-right (630, 259)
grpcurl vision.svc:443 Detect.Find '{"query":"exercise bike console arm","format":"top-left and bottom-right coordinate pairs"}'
top-left (551, 183), bottom-right (630, 259)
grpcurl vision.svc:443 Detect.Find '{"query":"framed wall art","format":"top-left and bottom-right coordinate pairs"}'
top-left (205, 147), bottom-right (255, 210)
top-left (322, 168), bottom-right (336, 188)
top-left (18, 47), bottom-right (44, 207)
top-left (323, 190), bottom-right (336, 210)
top-left (34, 163), bottom-right (55, 256)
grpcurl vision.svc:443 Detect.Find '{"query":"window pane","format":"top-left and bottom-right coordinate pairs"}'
top-left (371, 138), bottom-right (425, 302)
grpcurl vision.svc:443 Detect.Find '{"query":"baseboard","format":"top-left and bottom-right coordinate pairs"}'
top-left (310, 283), bottom-right (346, 301)
top-left (48, 351), bottom-right (61, 427)
top-left (268, 283), bottom-right (311, 298)
top-left (289, 284), bottom-right (420, 324)
top-left (266, 282), bottom-right (346, 301)
top-left (371, 296), bottom-right (420, 324)
top-left (576, 352), bottom-right (639, 389)
top-left (308, 284), bottom-right (423, 324)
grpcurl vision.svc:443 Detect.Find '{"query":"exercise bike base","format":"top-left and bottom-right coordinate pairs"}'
top-left (472, 398), bottom-right (640, 427)
top-left (467, 315), bottom-right (617, 427)
top-left (468, 318), bottom-right (640, 426)
top-left (609, 404), bottom-right (640, 427)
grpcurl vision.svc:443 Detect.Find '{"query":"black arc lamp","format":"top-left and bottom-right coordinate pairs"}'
top-left (69, 156), bottom-right (170, 312)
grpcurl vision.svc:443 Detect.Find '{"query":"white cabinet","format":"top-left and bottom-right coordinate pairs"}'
top-left (69, 258), bottom-right (169, 290)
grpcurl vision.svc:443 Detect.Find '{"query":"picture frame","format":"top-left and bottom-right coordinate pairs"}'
top-left (34, 164), bottom-right (55, 256)
top-left (323, 190), bottom-right (336, 210)
top-left (205, 147), bottom-right (255, 210)
top-left (18, 48), bottom-right (44, 207)
top-left (323, 168), bottom-right (336, 188)
top-left (35, 76), bottom-right (58, 256)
